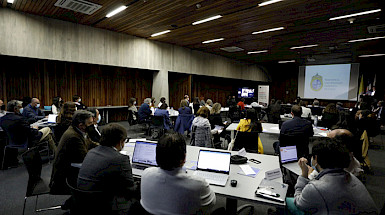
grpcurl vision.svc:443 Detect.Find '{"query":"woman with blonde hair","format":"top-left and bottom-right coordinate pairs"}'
top-left (178, 99), bottom-right (192, 115)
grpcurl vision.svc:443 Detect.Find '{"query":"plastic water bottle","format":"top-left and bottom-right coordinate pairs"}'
top-left (314, 115), bottom-right (318, 127)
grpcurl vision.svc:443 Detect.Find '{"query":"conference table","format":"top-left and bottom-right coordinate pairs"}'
top-left (121, 140), bottom-right (285, 214)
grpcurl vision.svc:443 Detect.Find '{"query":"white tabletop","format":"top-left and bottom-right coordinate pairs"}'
top-left (121, 141), bottom-right (285, 207)
top-left (89, 106), bottom-right (128, 109)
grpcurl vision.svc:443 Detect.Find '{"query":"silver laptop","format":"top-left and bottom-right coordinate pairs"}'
top-left (194, 150), bottom-right (231, 186)
top-left (132, 141), bottom-right (158, 170)
top-left (47, 114), bottom-right (58, 123)
top-left (280, 145), bottom-right (301, 175)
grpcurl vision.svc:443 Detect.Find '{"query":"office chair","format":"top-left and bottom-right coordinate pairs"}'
top-left (232, 132), bottom-right (260, 153)
top-left (149, 115), bottom-right (165, 140)
top-left (21, 147), bottom-right (61, 215)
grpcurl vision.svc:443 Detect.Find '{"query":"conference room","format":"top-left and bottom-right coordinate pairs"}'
top-left (0, 0), bottom-right (385, 214)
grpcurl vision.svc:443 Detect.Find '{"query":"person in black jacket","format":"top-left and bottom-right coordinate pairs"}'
top-left (73, 95), bottom-right (87, 110)
top-left (22, 97), bottom-right (46, 124)
top-left (86, 107), bottom-right (102, 143)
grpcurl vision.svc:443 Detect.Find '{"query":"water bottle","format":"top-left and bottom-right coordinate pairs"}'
top-left (314, 115), bottom-right (318, 127)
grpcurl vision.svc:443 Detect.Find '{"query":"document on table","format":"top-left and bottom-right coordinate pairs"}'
top-left (238, 165), bottom-right (260, 178)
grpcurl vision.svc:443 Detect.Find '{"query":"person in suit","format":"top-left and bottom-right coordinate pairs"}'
top-left (50, 110), bottom-right (97, 196)
top-left (86, 107), bottom-right (102, 142)
top-left (72, 95), bottom-right (87, 110)
top-left (154, 103), bottom-right (172, 130)
top-left (0, 100), bottom-right (56, 158)
top-left (374, 100), bottom-right (385, 126)
top-left (77, 123), bottom-right (139, 214)
top-left (22, 97), bottom-right (46, 123)
top-left (138, 98), bottom-right (152, 123)
top-left (278, 105), bottom-right (314, 158)
top-left (141, 133), bottom-right (216, 215)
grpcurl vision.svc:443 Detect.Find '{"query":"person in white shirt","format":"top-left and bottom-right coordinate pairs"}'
top-left (51, 96), bottom-right (63, 115)
top-left (158, 97), bottom-right (166, 108)
top-left (300, 101), bottom-right (312, 118)
top-left (141, 133), bottom-right (216, 215)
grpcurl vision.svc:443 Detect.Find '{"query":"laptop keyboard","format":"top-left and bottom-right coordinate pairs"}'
top-left (132, 164), bottom-right (148, 170)
top-left (194, 171), bottom-right (228, 185)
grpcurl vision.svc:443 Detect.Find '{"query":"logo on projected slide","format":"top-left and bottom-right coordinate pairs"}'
top-left (310, 74), bottom-right (323, 91)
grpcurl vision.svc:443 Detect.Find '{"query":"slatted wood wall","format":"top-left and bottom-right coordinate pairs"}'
top-left (168, 72), bottom-right (191, 109)
top-left (0, 55), bottom-right (154, 108)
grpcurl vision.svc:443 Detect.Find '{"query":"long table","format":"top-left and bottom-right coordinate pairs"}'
top-left (121, 141), bottom-right (285, 214)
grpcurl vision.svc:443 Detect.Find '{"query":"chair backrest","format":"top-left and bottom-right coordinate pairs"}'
top-left (191, 125), bottom-right (212, 148)
top-left (279, 134), bottom-right (310, 159)
top-left (66, 178), bottom-right (112, 214)
top-left (174, 114), bottom-right (194, 134)
top-left (22, 147), bottom-right (42, 180)
top-left (233, 132), bottom-right (259, 153)
top-left (127, 109), bottom-right (138, 125)
top-left (151, 115), bottom-right (165, 127)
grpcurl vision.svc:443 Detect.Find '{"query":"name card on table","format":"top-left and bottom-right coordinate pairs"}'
top-left (265, 168), bottom-right (282, 180)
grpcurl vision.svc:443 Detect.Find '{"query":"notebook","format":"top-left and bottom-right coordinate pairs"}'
top-left (255, 179), bottom-right (288, 203)
top-left (132, 141), bottom-right (158, 170)
top-left (194, 150), bottom-right (231, 186)
top-left (280, 145), bottom-right (301, 175)
top-left (47, 114), bottom-right (58, 123)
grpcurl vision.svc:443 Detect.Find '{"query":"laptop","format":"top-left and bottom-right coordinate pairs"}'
top-left (193, 150), bottom-right (231, 186)
top-left (279, 145), bottom-right (301, 175)
top-left (47, 114), bottom-right (58, 123)
top-left (131, 141), bottom-right (158, 170)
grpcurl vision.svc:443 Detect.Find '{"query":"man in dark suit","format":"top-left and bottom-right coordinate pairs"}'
top-left (72, 95), bottom-right (87, 110)
top-left (50, 110), bottom-right (97, 196)
top-left (77, 123), bottom-right (139, 213)
top-left (278, 105), bottom-right (314, 158)
top-left (22, 97), bottom-right (46, 124)
top-left (138, 98), bottom-right (152, 123)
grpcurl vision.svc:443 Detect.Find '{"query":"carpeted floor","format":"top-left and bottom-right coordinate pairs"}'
top-left (0, 121), bottom-right (384, 215)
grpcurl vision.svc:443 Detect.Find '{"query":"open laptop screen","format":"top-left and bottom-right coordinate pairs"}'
top-left (132, 141), bottom-right (157, 166)
top-left (197, 150), bottom-right (231, 174)
top-left (280, 145), bottom-right (298, 164)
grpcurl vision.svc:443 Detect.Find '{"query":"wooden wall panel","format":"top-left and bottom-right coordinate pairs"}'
top-left (0, 55), bottom-right (153, 109)
top-left (168, 72), bottom-right (191, 109)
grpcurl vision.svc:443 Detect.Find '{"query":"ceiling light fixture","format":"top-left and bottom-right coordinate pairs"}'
top-left (202, 38), bottom-right (224, 44)
top-left (151, 30), bottom-right (171, 37)
top-left (290, 44), bottom-right (318, 49)
top-left (348, 36), bottom-right (385, 43)
top-left (329, 9), bottom-right (381, 21)
top-left (106, 6), bottom-right (127, 18)
top-left (7, 0), bottom-right (14, 3)
top-left (358, 54), bottom-right (385, 58)
top-left (192, 15), bottom-right (222, 25)
top-left (278, 60), bottom-right (296, 63)
top-left (252, 27), bottom-right (284, 35)
top-left (247, 50), bottom-right (268, 54)
top-left (258, 0), bottom-right (283, 7)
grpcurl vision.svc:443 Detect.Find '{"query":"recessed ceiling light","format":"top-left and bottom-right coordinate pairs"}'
top-left (252, 27), bottom-right (284, 35)
top-left (258, 0), bottom-right (283, 7)
top-left (247, 50), bottom-right (268, 54)
top-left (290, 44), bottom-right (318, 49)
top-left (278, 60), bottom-right (296, 63)
top-left (348, 36), bottom-right (385, 43)
top-left (7, 0), bottom-right (14, 3)
top-left (106, 6), bottom-right (127, 18)
top-left (192, 15), bottom-right (222, 25)
top-left (359, 54), bottom-right (385, 58)
top-left (202, 38), bottom-right (224, 44)
top-left (329, 9), bottom-right (381, 21)
top-left (151, 30), bottom-right (171, 37)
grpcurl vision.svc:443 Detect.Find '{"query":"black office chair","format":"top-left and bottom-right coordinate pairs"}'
top-left (127, 109), bottom-right (138, 126)
top-left (149, 115), bottom-right (165, 140)
top-left (66, 178), bottom-right (113, 215)
top-left (232, 132), bottom-right (260, 153)
top-left (279, 134), bottom-right (310, 159)
top-left (21, 147), bottom-right (61, 215)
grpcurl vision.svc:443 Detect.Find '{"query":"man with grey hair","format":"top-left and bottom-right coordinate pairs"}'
top-left (138, 98), bottom-right (152, 123)
top-left (0, 100), bottom-right (56, 167)
top-left (50, 110), bottom-right (98, 197)
top-left (22, 97), bottom-right (46, 123)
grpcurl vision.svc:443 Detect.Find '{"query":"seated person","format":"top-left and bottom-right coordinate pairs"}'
top-left (0, 100), bottom-right (56, 150)
top-left (191, 97), bottom-right (201, 115)
top-left (236, 109), bottom-right (262, 132)
top-left (237, 98), bottom-right (245, 111)
top-left (86, 107), bottom-right (102, 142)
top-left (127, 98), bottom-right (138, 125)
top-left (209, 103), bottom-right (224, 144)
top-left (205, 99), bottom-right (213, 111)
top-left (288, 138), bottom-right (377, 214)
top-left (78, 123), bottom-right (139, 213)
top-left (191, 107), bottom-right (214, 148)
top-left (158, 97), bottom-right (166, 108)
top-left (22, 97), bottom-right (46, 123)
top-left (178, 100), bottom-right (192, 115)
top-left (50, 110), bottom-right (97, 195)
top-left (154, 103), bottom-right (172, 130)
top-left (321, 103), bottom-right (339, 129)
top-left (138, 98), bottom-right (152, 123)
top-left (277, 105), bottom-right (313, 158)
top-left (51, 96), bottom-right (63, 115)
top-left (73, 95), bottom-right (87, 110)
top-left (55, 102), bottom-right (76, 142)
top-left (0, 99), bottom-right (5, 116)
top-left (141, 133), bottom-right (216, 215)
top-left (300, 101), bottom-right (312, 118)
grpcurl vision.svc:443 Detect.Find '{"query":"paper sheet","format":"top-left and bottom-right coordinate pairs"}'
top-left (238, 148), bottom-right (247, 156)
top-left (238, 166), bottom-right (260, 178)
top-left (239, 164), bottom-right (256, 175)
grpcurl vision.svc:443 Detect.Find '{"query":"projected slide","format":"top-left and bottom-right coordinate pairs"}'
top-left (304, 64), bottom-right (351, 100)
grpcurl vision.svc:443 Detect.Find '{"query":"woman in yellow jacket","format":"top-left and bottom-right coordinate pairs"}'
top-left (236, 109), bottom-right (264, 153)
